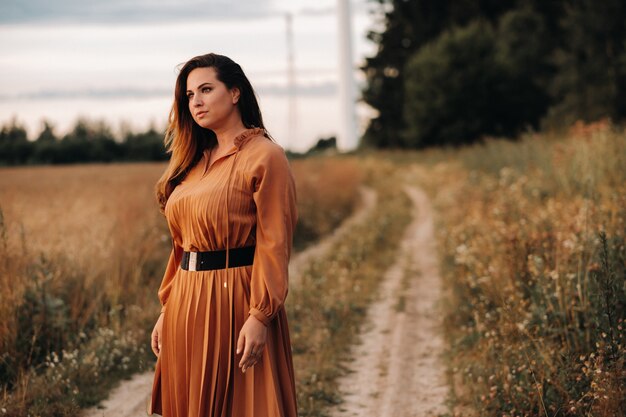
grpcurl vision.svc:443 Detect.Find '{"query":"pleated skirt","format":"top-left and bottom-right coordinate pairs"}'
top-left (148, 265), bottom-right (298, 417)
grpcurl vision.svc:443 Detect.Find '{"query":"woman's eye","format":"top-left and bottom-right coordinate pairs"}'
top-left (187, 93), bottom-right (194, 99)
top-left (202, 87), bottom-right (212, 93)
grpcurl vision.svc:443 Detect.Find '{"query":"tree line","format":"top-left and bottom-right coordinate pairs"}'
top-left (0, 118), bottom-right (168, 165)
top-left (361, 0), bottom-right (626, 148)
top-left (0, 118), bottom-right (338, 166)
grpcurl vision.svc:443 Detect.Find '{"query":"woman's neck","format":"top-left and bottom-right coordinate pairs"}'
top-left (212, 121), bottom-right (247, 150)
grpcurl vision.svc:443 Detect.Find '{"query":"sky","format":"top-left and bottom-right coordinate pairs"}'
top-left (0, 0), bottom-right (384, 152)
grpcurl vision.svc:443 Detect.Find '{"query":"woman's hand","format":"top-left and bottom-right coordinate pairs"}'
top-left (236, 315), bottom-right (268, 373)
top-left (151, 313), bottom-right (164, 357)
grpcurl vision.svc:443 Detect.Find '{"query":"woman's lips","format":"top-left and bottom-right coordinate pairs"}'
top-left (196, 111), bottom-right (208, 118)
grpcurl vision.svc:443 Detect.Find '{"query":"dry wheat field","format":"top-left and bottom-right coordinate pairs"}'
top-left (0, 156), bottom-right (367, 416)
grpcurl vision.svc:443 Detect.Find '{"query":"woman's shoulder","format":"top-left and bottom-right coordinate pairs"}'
top-left (243, 134), bottom-right (289, 163)
top-left (240, 135), bottom-right (293, 183)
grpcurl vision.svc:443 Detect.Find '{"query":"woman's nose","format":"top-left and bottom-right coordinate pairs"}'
top-left (191, 94), bottom-right (202, 106)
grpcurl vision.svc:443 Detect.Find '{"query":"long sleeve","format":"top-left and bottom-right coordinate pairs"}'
top-left (158, 238), bottom-right (183, 313)
top-left (248, 143), bottom-right (298, 327)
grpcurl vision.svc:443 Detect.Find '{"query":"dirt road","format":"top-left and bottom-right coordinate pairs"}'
top-left (327, 185), bottom-right (449, 417)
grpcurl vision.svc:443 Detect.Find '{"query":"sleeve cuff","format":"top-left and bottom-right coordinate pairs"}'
top-left (249, 307), bottom-right (271, 327)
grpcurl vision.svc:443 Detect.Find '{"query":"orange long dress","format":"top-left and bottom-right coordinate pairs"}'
top-left (148, 128), bottom-right (299, 417)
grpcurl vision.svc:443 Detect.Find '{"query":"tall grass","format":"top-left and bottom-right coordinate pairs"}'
top-left (0, 163), bottom-right (170, 415)
top-left (0, 157), bottom-right (363, 416)
top-left (407, 122), bottom-right (625, 416)
top-left (291, 156), bottom-right (363, 250)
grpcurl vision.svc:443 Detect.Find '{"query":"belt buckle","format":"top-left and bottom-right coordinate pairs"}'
top-left (188, 251), bottom-right (198, 271)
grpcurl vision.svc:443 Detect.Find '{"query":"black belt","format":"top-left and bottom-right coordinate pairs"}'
top-left (181, 246), bottom-right (255, 271)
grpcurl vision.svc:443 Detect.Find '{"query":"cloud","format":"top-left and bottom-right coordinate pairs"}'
top-left (0, 0), bottom-right (280, 24)
top-left (0, 0), bottom-right (373, 25)
top-left (0, 82), bottom-right (338, 101)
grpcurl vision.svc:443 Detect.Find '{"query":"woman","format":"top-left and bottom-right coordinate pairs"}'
top-left (148, 53), bottom-right (299, 417)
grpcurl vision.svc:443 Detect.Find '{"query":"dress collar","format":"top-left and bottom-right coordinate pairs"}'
top-left (201, 127), bottom-right (266, 163)
top-left (233, 127), bottom-right (266, 149)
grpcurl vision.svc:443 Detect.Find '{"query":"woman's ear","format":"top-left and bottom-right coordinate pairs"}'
top-left (231, 87), bottom-right (241, 104)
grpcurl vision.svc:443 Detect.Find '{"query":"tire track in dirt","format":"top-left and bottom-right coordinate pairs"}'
top-left (80, 186), bottom-right (378, 417)
top-left (328, 185), bottom-right (449, 417)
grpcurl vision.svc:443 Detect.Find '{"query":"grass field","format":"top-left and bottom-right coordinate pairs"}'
top-left (0, 122), bottom-right (624, 416)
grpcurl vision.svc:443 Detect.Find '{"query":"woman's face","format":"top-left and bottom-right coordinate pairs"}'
top-left (186, 66), bottom-right (240, 130)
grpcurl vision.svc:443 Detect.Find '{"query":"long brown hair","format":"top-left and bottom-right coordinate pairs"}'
top-left (155, 53), bottom-right (270, 214)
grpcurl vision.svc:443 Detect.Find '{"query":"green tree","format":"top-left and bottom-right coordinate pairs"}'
top-left (403, 20), bottom-right (511, 147)
top-left (124, 126), bottom-right (168, 161)
top-left (0, 118), bottom-right (32, 165)
top-left (60, 119), bottom-right (122, 162)
top-left (360, 0), bottom-right (525, 148)
top-left (545, 0), bottom-right (626, 127)
top-left (402, 10), bottom-right (557, 148)
top-left (31, 120), bottom-right (60, 164)
top-left (35, 120), bottom-right (58, 142)
top-left (495, 7), bottom-right (553, 132)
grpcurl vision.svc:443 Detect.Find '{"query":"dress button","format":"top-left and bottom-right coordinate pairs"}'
top-left (223, 282), bottom-right (227, 288)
